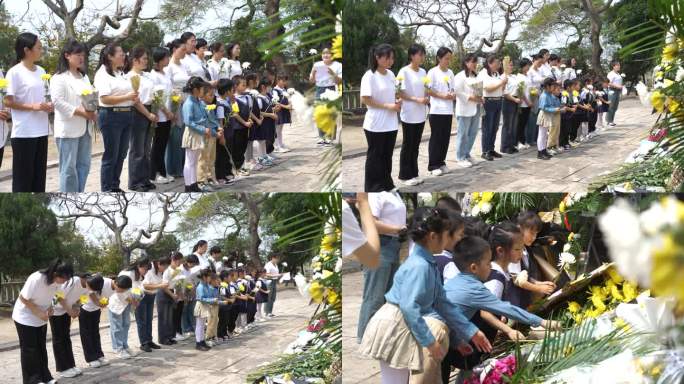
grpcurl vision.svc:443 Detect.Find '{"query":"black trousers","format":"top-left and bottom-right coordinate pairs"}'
top-left (15, 321), bottom-right (52, 384)
top-left (427, 114), bottom-right (452, 171)
top-left (150, 121), bottom-right (171, 178)
top-left (49, 314), bottom-right (76, 372)
top-left (231, 129), bottom-right (249, 170)
top-left (516, 107), bottom-right (531, 146)
top-left (560, 118), bottom-right (572, 147)
top-left (215, 140), bottom-right (235, 180)
top-left (364, 129), bottom-right (397, 192)
top-left (569, 117), bottom-right (580, 141)
top-left (79, 309), bottom-right (103, 363)
top-left (11, 136), bottom-right (47, 192)
top-left (217, 304), bottom-right (231, 338)
top-left (173, 300), bottom-right (184, 335)
top-left (500, 99), bottom-right (519, 152)
top-left (247, 299), bottom-right (256, 324)
top-left (156, 291), bottom-right (175, 344)
top-left (398, 121), bottom-right (424, 181)
top-left (588, 111), bottom-right (598, 133)
top-left (0, 146), bottom-right (5, 168)
top-left (227, 305), bottom-right (239, 333)
top-left (266, 138), bottom-right (275, 155)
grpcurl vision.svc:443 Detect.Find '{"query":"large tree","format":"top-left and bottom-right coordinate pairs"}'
top-left (580, 0), bottom-right (614, 75)
top-left (0, 3), bottom-right (18, 70)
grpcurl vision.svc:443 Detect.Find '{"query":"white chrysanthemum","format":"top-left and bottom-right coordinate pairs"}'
top-left (676, 67), bottom-right (684, 82)
top-left (241, 62), bottom-right (251, 69)
top-left (335, 257), bottom-right (342, 273)
top-left (558, 252), bottom-right (576, 269)
top-left (563, 243), bottom-right (571, 252)
top-left (309, 48), bottom-right (318, 55)
top-left (480, 202), bottom-right (492, 214)
top-left (514, 270), bottom-right (529, 286)
top-left (320, 88), bottom-right (340, 101)
top-left (472, 205), bottom-right (481, 216)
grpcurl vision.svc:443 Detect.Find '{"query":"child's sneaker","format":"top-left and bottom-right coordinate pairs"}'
top-left (195, 342), bottom-right (210, 351)
top-left (88, 360), bottom-right (102, 368)
top-left (174, 333), bottom-right (187, 341)
top-left (206, 339), bottom-right (215, 347)
top-left (118, 350), bottom-right (131, 360)
top-left (251, 162), bottom-right (264, 171)
top-left (238, 168), bottom-right (250, 176)
top-left (58, 368), bottom-right (80, 378)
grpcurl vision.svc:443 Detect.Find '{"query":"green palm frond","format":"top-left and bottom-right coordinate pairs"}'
top-left (319, 144), bottom-right (341, 191)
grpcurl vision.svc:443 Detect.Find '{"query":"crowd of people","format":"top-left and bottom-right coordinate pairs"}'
top-left (0, 31), bottom-right (342, 192)
top-left (359, 44), bottom-right (626, 191)
top-left (11, 240), bottom-right (285, 384)
top-left (344, 193), bottom-right (565, 383)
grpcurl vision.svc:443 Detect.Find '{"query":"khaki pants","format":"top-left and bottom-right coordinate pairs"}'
top-left (205, 305), bottom-right (219, 339)
top-left (410, 317), bottom-right (450, 384)
top-left (547, 113), bottom-right (561, 148)
top-left (198, 137), bottom-right (216, 182)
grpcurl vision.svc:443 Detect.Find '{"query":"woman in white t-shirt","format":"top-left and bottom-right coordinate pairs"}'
top-left (4, 33), bottom-right (54, 192)
top-left (51, 39), bottom-right (97, 193)
top-left (0, 70), bottom-right (11, 168)
top-left (357, 191), bottom-right (407, 342)
top-left (165, 39), bottom-right (190, 178)
top-left (477, 55), bottom-right (508, 161)
top-left (180, 32), bottom-right (209, 82)
top-left (13, 259), bottom-right (74, 384)
top-left (124, 47), bottom-right (158, 192)
top-left (360, 44), bottom-right (400, 192)
top-left (525, 54), bottom-right (546, 146)
top-left (515, 58), bottom-right (534, 151)
top-left (120, 256), bottom-right (159, 352)
top-left (310, 46), bottom-right (342, 145)
top-left (207, 42), bottom-right (231, 80)
top-left (397, 44), bottom-right (428, 186)
top-left (341, 193), bottom-right (380, 268)
top-left (94, 43), bottom-right (139, 192)
top-left (49, 274), bottom-right (88, 378)
top-left (606, 60), bottom-right (623, 126)
top-left (225, 42), bottom-right (243, 79)
top-left (453, 53), bottom-right (482, 168)
top-left (149, 47), bottom-right (175, 185)
top-left (426, 47), bottom-right (456, 177)
top-left (501, 58), bottom-right (522, 155)
top-left (79, 274), bottom-right (115, 367)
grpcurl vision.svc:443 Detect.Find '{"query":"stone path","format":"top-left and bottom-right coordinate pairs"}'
top-left (0, 285), bottom-right (313, 384)
top-left (0, 118), bottom-right (336, 192)
top-left (341, 97), bottom-right (656, 192)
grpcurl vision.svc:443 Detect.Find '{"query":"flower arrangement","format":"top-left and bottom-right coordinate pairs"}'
top-left (41, 73), bottom-right (51, 103)
top-left (464, 354), bottom-right (517, 384)
top-left (395, 74), bottom-right (404, 97)
top-left (469, 192), bottom-right (495, 217)
top-left (130, 74), bottom-right (141, 93)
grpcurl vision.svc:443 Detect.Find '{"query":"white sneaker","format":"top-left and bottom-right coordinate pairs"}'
top-left (124, 347), bottom-right (135, 357)
top-left (456, 160), bottom-right (472, 168)
top-left (429, 168), bottom-right (443, 177)
top-left (206, 340), bottom-right (215, 347)
top-left (154, 174), bottom-right (171, 184)
top-left (548, 148), bottom-right (558, 155)
top-left (88, 360), bottom-right (102, 368)
top-left (98, 357), bottom-right (109, 366)
top-left (59, 368), bottom-right (80, 378)
top-left (174, 333), bottom-right (187, 341)
top-left (400, 178), bottom-right (421, 186)
top-left (72, 367), bottom-right (82, 375)
top-left (439, 165), bottom-right (449, 174)
top-left (47, 380), bottom-right (58, 384)
top-left (117, 350), bottom-right (131, 360)
top-left (465, 156), bottom-right (479, 165)
top-left (281, 147), bottom-right (291, 153)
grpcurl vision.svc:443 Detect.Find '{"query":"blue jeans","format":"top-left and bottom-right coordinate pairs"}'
top-left (109, 305), bottom-right (130, 351)
top-left (56, 130), bottom-right (91, 192)
top-left (607, 90), bottom-right (621, 123)
top-left (99, 108), bottom-right (132, 191)
top-left (455, 109), bottom-right (481, 161)
top-left (265, 279), bottom-right (278, 315)
top-left (481, 98), bottom-right (503, 153)
top-left (181, 299), bottom-right (196, 333)
top-left (135, 293), bottom-right (154, 346)
top-left (526, 107), bottom-right (539, 145)
top-left (128, 110), bottom-right (153, 189)
top-left (357, 235), bottom-right (400, 342)
top-left (165, 123), bottom-right (185, 177)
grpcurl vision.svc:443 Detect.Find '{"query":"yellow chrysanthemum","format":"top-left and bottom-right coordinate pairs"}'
top-left (231, 102), bottom-right (239, 114)
top-left (481, 192), bottom-right (494, 203)
top-left (171, 95), bottom-right (181, 103)
top-left (187, 283), bottom-right (195, 290)
top-left (99, 297), bottom-right (108, 306)
top-left (609, 282), bottom-right (624, 302)
top-left (327, 289), bottom-right (340, 305)
top-left (0, 78), bottom-right (8, 89)
top-left (668, 97), bottom-right (680, 114)
top-left (559, 201), bottom-right (566, 213)
top-left (568, 232), bottom-right (575, 242)
top-left (79, 295), bottom-right (89, 305)
top-left (220, 282), bottom-right (228, 288)
top-left (322, 270), bottom-right (333, 279)
top-left (313, 104), bottom-right (337, 137)
top-left (562, 91), bottom-right (569, 97)
top-left (568, 301), bottom-right (581, 313)
top-left (662, 43), bottom-right (678, 63)
top-left (396, 75), bottom-right (405, 82)
top-left (81, 89), bottom-right (93, 96)
top-left (309, 281), bottom-right (325, 303)
top-left (471, 192), bottom-right (481, 201)
top-left (622, 281), bottom-right (638, 303)
top-left (41, 74), bottom-right (52, 81)
top-left (606, 268), bottom-right (624, 284)
top-left (572, 90), bottom-right (579, 98)
top-left (443, 75), bottom-right (450, 84)
top-left (422, 76), bottom-right (431, 85)
top-left (312, 261), bottom-right (322, 270)
top-left (614, 317), bottom-right (631, 332)
top-left (206, 104), bottom-right (217, 111)
top-left (655, 71), bottom-right (664, 79)
top-left (331, 35), bottom-right (342, 60)
top-left (131, 288), bottom-right (142, 296)
top-left (529, 88), bottom-right (539, 96)
top-left (651, 90), bottom-right (666, 113)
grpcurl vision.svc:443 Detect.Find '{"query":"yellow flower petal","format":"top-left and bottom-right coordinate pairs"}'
top-left (331, 35), bottom-right (342, 60)
top-left (313, 104), bottom-right (337, 137)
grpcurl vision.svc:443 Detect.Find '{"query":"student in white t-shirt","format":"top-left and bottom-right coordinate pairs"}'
top-left (192, 240), bottom-right (211, 269)
top-left (606, 60), bottom-right (623, 126)
top-left (397, 44), bottom-right (429, 186)
top-left (225, 42), bottom-right (243, 79)
top-left (120, 256), bottom-right (159, 353)
top-left (49, 274), bottom-right (88, 378)
top-left (538, 48), bottom-right (552, 79)
top-left (426, 47), bottom-right (456, 177)
top-left (163, 251), bottom-right (186, 341)
top-left (453, 53), bottom-right (483, 168)
top-left (79, 274), bottom-right (115, 367)
top-left (263, 254), bottom-right (283, 317)
top-left (149, 47), bottom-right (175, 185)
top-left (360, 44), bottom-right (400, 192)
top-left (208, 42), bottom-right (231, 80)
top-left (108, 275), bottom-right (134, 360)
top-left (357, 191), bottom-right (407, 342)
top-left (164, 39), bottom-right (190, 178)
top-left (94, 42), bottom-right (139, 192)
top-left (0, 70), bottom-right (9, 168)
top-left (180, 32), bottom-right (209, 81)
top-left (12, 259), bottom-right (74, 384)
top-left (526, 54), bottom-right (546, 146)
top-left (4, 33), bottom-right (53, 192)
top-left (501, 58), bottom-right (522, 155)
top-left (310, 46), bottom-right (342, 145)
top-left (342, 193), bottom-right (380, 268)
top-left (515, 58), bottom-right (534, 151)
top-left (478, 55), bottom-right (508, 161)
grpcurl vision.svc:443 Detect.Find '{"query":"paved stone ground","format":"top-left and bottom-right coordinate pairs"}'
top-left (341, 97), bottom-right (656, 192)
top-left (0, 285), bottom-right (313, 384)
top-left (0, 118), bottom-right (337, 192)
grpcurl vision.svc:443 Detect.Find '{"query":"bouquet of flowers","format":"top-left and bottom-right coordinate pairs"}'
top-left (517, 80), bottom-right (526, 99)
top-left (422, 76), bottom-right (431, 91)
top-left (464, 354), bottom-right (517, 384)
top-left (469, 192), bottom-right (495, 217)
top-left (395, 74), bottom-right (404, 97)
top-left (130, 74), bottom-right (141, 93)
top-left (99, 297), bottom-right (109, 306)
top-left (52, 291), bottom-right (65, 307)
top-left (80, 88), bottom-right (98, 112)
top-left (170, 90), bottom-right (182, 114)
top-left (131, 287), bottom-right (143, 301)
top-left (502, 56), bottom-right (512, 75)
top-left (467, 78), bottom-right (484, 98)
top-left (150, 88), bottom-right (165, 128)
top-left (41, 73), bottom-right (52, 103)
top-left (0, 77), bottom-right (9, 104)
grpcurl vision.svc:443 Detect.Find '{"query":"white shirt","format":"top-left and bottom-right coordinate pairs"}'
top-left (312, 61), bottom-right (342, 87)
top-left (369, 192), bottom-right (406, 231)
top-left (527, 66), bottom-right (544, 90)
top-left (226, 59), bottom-right (243, 78)
top-left (608, 71), bottom-right (623, 88)
top-left (360, 69), bottom-right (398, 133)
top-left (484, 262), bottom-right (510, 299)
top-left (453, 70), bottom-right (478, 117)
top-left (0, 71), bottom-right (7, 147)
top-left (342, 200), bottom-right (367, 258)
top-left (427, 66), bottom-right (455, 115)
top-left (12, 271), bottom-right (59, 327)
top-left (167, 61), bottom-right (191, 90)
top-left (51, 71), bottom-right (94, 138)
top-left (508, 248), bottom-right (530, 274)
top-left (181, 53), bottom-right (208, 81)
top-left (397, 65), bottom-right (427, 123)
top-left (149, 69), bottom-right (173, 122)
top-left (93, 65), bottom-right (134, 107)
top-left (108, 290), bottom-right (131, 315)
top-left (443, 262), bottom-right (460, 283)
top-left (516, 73), bottom-right (533, 108)
top-left (142, 269), bottom-right (164, 294)
top-left (6, 63), bottom-right (49, 138)
top-left (125, 71), bottom-right (154, 105)
top-left (118, 270), bottom-right (144, 292)
top-left (53, 276), bottom-right (89, 317)
top-left (82, 277), bottom-right (115, 312)
top-left (478, 69), bottom-right (506, 98)
top-left (208, 58), bottom-right (232, 80)
top-left (540, 62), bottom-right (553, 79)
top-left (264, 261), bottom-right (279, 276)
top-left (562, 67), bottom-right (577, 83)
top-left (550, 66), bottom-right (563, 83)
top-left (195, 252), bottom-right (211, 269)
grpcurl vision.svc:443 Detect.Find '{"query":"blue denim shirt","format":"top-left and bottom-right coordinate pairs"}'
top-left (384, 244), bottom-right (478, 347)
top-left (206, 107), bottom-right (219, 135)
top-left (182, 95), bottom-right (209, 135)
top-left (196, 282), bottom-right (219, 304)
top-left (538, 91), bottom-right (561, 114)
top-left (443, 272), bottom-right (543, 333)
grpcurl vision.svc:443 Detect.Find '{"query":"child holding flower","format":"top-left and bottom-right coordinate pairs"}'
top-left (535, 78), bottom-right (563, 160)
top-left (426, 47), bottom-right (456, 177)
top-left (215, 78), bottom-right (237, 184)
top-left (181, 76), bottom-right (213, 192)
top-left (557, 79), bottom-right (578, 152)
top-left (197, 87), bottom-right (220, 191)
top-left (108, 275), bottom-right (134, 360)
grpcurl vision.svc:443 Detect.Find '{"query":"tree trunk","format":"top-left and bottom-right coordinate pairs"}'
top-left (589, 13), bottom-right (603, 76)
top-left (239, 193), bottom-right (263, 268)
top-left (264, 0), bottom-right (286, 76)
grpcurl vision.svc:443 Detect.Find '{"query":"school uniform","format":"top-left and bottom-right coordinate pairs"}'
top-left (501, 74), bottom-right (521, 153)
top-left (108, 289), bottom-right (132, 352)
top-left (359, 244), bottom-right (477, 381)
top-left (49, 276), bottom-right (88, 373)
top-left (157, 267), bottom-right (176, 344)
top-left (231, 94), bottom-right (252, 171)
top-left (12, 272), bottom-right (60, 383)
top-left (357, 192), bottom-right (406, 341)
top-left (165, 61), bottom-right (190, 177)
top-left (125, 71), bottom-right (155, 190)
top-left (236, 278), bottom-right (249, 328)
top-left (149, 68), bottom-right (174, 180)
top-left (397, 65), bottom-right (427, 181)
top-left (360, 69), bottom-right (399, 192)
top-left (433, 250), bottom-right (454, 284)
top-left (256, 93), bottom-right (277, 159)
top-left (80, 277), bottom-right (115, 363)
top-left (508, 247), bottom-right (541, 309)
top-left (273, 86), bottom-right (292, 150)
top-left (426, 66), bottom-right (455, 172)
top-left (94, 65), bottom-right (134, 191)
top-left (453, 70), bottom-right (481, 162)
top-left (478, 69), bottom-right (505, 156)
top-left (244, 90), bottom-right (262, 165)
top-left (559, 90), bottom-right (575, 147)
top-left (246, 277), bottom-right (258, 324)
top-left (5, 63), bottom-right (50, 192)
top-left (217, 282), bottom-right (233, 338)
top-left (582, 88), bottom-right (598, 134)
top-left (227, 282), bottom-right (240, 333)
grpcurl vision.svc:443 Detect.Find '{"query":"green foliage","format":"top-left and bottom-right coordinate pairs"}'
top-left (591, 156), bottom-right (678, 191)
top-left (120, 22), bottom-right (165, 57)
top-left (476, 193), bottom-right (563, 224)
top-left (56, 221), bottom-right (100, 273)
top-left (145, 233), bottom-right (181, 260)
top-left (520, 0), bottom-right (586, 50)
top-left (0, 4), bottom-right (18, 71)
top-left (90, 243), bottom-right (125, 277)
